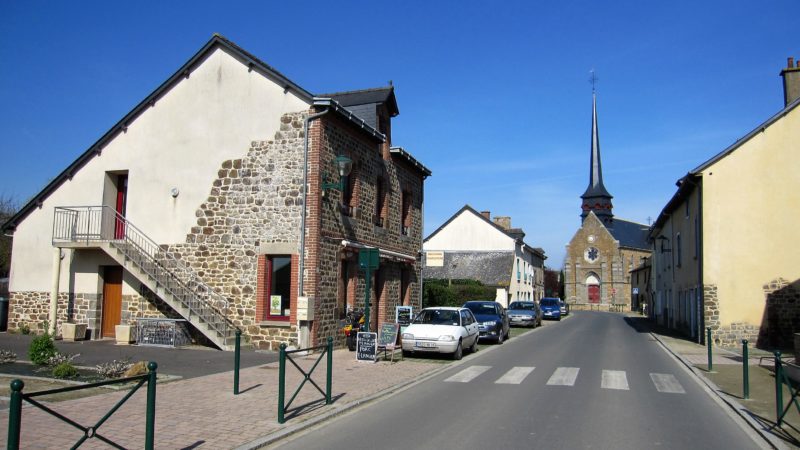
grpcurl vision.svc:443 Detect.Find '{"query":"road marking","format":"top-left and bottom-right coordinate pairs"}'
top-left (546, 367), bottom-right (580, 386)
top-left (495, 367), bottom-right (535, 384)
top-left (444, 365), bottom-right (491, 383)
top-left (601, 370), bottom-right (629, 390)
top-left (650, 373), bottom-right (686, 394)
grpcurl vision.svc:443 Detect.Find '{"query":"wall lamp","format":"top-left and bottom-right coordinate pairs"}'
top-left (657, 235), bottom-right (672, 253)
top-left (322, 155), bottom-right (353, 193)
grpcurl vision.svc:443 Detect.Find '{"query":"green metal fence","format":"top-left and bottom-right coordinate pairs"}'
top-left (278, 337), bottom-right (333, 424)
top-left (7, 361), bottom-right (158, 450)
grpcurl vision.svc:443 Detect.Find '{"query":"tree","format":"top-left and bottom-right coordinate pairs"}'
top-left (0, 195), bottom-right (19, 278)
top-left (423, 279), bottom-right (496, 308)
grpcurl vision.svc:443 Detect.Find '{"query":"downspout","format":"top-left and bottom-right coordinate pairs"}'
top-left (419, 189), bottom-right (425, 309)
top-left (298, 105), bottom-right (329, 348)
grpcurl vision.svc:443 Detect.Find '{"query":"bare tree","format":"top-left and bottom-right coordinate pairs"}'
top-left (0, 195), bottom-right (19, 278)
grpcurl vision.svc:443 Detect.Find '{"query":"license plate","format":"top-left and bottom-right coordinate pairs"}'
top-left (511, 317), bottom-right (523, 322)
top-left (415, 342), bottom-right (437, 348)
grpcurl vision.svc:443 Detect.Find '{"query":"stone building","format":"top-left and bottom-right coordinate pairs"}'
top-left (564, 92), bottom-right (650, 310)
top-left (650, 57), bottom-right (800, 347)
top-left (1, 35), bottom-right (430, 350)
top-left (423, 205), bottom-right (546, 306)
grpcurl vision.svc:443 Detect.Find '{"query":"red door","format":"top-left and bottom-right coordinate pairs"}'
top-left (588, 285), bottom-right (600, 303)
top-left (114, 175), bottom-right (128, 239)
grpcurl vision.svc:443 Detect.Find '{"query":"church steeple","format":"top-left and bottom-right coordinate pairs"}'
top-left (581, 89), bottom-right (613, 224)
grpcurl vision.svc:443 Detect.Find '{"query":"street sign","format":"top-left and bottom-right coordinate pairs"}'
top-left (359, 248), bottom-right (380, 270)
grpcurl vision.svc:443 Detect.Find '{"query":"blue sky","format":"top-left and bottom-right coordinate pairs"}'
top-left (1, 1), bottom-right (798, 266)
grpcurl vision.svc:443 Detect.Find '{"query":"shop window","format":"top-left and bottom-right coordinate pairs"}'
top-left (262, 255), bottom-right (291, 321)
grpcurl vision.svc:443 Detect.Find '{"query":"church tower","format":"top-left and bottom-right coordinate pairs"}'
top-left (580, 92), bottom-right (614, 224)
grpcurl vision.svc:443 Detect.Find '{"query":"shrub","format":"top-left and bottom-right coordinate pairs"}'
top-left (28, 332), bottom-right (57, 365)
top-left (96, 359), bottom-right (133, 379)
top-left (0, 349), bottom-right (17, 364)
top-left (51, 362), bottom-right (78, 379)
top-left (45, 353), bottom-right (79, 367)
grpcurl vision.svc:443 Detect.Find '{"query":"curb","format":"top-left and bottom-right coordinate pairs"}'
top-left (237, 327), bottom-right (537, 449)
top-left (650, 331), bottom-right (788, 450)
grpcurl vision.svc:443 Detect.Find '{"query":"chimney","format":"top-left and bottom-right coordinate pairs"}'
top-left (780, 56), bottom-right (800, 107)
top-left (493, 216), bottom-right (511, 230)
top-left (481, 211), bottom-right (491, 220)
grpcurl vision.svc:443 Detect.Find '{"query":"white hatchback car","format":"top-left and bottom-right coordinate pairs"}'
top-left (401, 307), bottom-right (480, 360)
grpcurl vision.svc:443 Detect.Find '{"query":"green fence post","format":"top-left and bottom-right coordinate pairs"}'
top-left (706, 327), bottom-right (713, 371)
top-left (7, 379), bottom-right (24, 450)
top-left (775, 351), bottom-right (783, 426)
top-left (326, 336), bottom-right (333, 405)
top-left (145, 361), bottom-right (158, 450)
top-left (278, 343), bottom-right (286, 424)
top-left (234, 329), bottom-right (241, 395)
top-left (742, 340), bottom-right (749, 400)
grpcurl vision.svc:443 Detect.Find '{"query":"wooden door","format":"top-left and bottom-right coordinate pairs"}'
top-left (102, 266), bottom-right (123, 338)
top-left (588, 285), bottom-right (600, 303)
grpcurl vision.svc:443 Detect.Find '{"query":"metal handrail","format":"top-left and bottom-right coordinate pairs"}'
top-left (52, 206), bottom-right (234, 341)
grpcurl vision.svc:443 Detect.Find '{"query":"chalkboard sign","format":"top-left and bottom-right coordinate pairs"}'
top-left (378, 323), bottom-right (399, 348)
top-left (396, 306), bottom-right (413, 326)
top-left (356, 332), bottom-right (378, 362)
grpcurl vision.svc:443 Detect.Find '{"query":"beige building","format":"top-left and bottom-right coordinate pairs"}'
top-left (650, 57), bottom-right (800, 347)
top-left (564, 92), bottom-right (650, 310)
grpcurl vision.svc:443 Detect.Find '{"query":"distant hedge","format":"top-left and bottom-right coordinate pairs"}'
top-left (422, 279), bottom-right (498, 308)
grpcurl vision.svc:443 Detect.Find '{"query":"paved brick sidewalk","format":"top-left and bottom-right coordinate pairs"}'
top-left (0, 349), bottom-right (442, 449)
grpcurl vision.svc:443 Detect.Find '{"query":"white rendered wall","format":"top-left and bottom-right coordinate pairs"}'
top-left (423, 211), bottom-right (514, 251)
top-left (9, 46), bottom-right (310, 292)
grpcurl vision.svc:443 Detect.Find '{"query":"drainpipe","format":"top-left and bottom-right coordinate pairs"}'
top-left (298, 105), bottom-right (329, 349)
top-left (48, 248), bottom-right (63, 335)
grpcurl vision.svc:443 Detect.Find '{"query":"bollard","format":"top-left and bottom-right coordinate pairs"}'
top-left (742, 340), bottom-right (749, 399)
top-left (234, 329), bottom-right (241, 395)
top-left (145, 361), bottom-right (158, 450)
top-left (7, 379), bottom-right (24, 450)
top-left (706, 327), bottom-right (713, 371)
top-left (278, 343), bottom-right (286, 424)
top-left (326, 336), bottom-right (333, 405)
top-left (775, 351), bottom-right (783, 426)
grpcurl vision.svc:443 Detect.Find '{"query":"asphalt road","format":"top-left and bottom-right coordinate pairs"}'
top-left (275, 311), bottom-right (760, 450)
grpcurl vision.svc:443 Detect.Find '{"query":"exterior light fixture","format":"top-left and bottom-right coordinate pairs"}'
top-left (322, 155), bottom-right (353, 193)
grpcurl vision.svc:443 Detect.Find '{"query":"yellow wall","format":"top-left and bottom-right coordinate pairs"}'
top-left (701, 105), bottom-right (800, 327)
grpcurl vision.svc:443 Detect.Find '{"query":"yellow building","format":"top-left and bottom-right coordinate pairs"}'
top-left (650, 58), bottom-right (800, 347)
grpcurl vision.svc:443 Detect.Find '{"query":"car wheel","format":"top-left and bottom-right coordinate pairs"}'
top-left (496, 330), bottom-right (504, 345)
top-left (452, 341), bottom-right (463, 360)
top-left (469, 336), bottom-right (478, 354)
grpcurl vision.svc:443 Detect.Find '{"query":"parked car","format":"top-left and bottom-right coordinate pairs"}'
top-left (401, 307), bottom-right (479, 360)
top-left (507, 301), bottom-right (542, 328)
top-left (558, 298), bottom-right (569, 316)
top-left (540, 298), bottom-right (562, 320)
top-left (463, 301), bottom-right (510, 344)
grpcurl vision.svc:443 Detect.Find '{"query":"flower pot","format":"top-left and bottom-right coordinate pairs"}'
top-left (115, 324), bottom-right (135, 345)
top-left (61, 323), bottom-right (87, 342)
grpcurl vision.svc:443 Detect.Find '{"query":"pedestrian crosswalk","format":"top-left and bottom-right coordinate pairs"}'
top-left (444, 365), bottom-right (687, 394)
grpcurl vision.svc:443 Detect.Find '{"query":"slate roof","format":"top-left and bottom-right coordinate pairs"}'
top-left (606, 218), bottom-right (650, 251)
top-left (320, 87), bottom-right (399, 117)
top-left (423, 252), bottom-right (514, 286)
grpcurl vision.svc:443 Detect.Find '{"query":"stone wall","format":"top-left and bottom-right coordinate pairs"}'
top-left (756, 278), bottom-right (800, 350)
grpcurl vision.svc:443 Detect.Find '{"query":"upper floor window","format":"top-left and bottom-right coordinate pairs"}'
top-left (342, 164), bottom-right (358, 217)
top-left (401, 191), bottom-right (411, 235)
top-left (685, 200), bottom-right (690, 219)
top-left (676, 233), bottom-right (682, 268)
top-left (374, 176), bottom-right (386, 227)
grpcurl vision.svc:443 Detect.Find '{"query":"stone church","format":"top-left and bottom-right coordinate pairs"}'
top-left (564, 92), bottom-right (650, 309)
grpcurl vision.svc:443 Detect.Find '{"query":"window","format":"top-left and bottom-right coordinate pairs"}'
top-left (685, 200), bottom-right (690, 219)
top-left (517, 258), bottom-right (521, 281)
top-left (262, 255), bottom-right (292, 321)
top-left (374, 176), bottom-right (386, 227)
top-left (694, 217), bottom-right (699, 259)
top-left (342, 164), bottom-right (358, 216)
top-left (676, 233), bottom-right (682, 268)
top-left (401, 191), bottom-right (411, 235)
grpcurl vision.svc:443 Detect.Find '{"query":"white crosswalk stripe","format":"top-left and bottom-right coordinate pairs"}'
top-left (495, 367), bottom-right (535, 384)
top-left (650, 373), bottom-right (686, 394)
top-left (546, 367), bottom-right (580, 386)
top-left (444, 365), bottom-right (491, 383)
top-left (601, 370), bottom-right (629, 390)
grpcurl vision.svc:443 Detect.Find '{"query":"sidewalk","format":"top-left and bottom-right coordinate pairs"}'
top-left (0, 343), bottom-right (445, 449)
top-left (626, 314), bottom-right (800, 450)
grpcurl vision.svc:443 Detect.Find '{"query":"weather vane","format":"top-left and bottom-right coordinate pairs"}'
top-left (589, 69), bottom-right (598, 93)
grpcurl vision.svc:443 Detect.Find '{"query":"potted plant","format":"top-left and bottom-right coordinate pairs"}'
top-left (61, 322), bottom-right (87, 342)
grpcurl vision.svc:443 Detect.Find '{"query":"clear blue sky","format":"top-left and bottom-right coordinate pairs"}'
top-left (1, 1), bottom-right (798, 266)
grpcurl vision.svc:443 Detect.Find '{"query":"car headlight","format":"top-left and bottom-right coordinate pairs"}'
top-left (438, 335), bottom-right (455, 341)
top-left (402, 333), bottom-right (414, 340)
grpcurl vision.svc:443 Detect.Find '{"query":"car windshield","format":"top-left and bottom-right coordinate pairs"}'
top-left (413, 309), bottom-right (460, 326)
top-left (465, 303), bottom-right (497, 315)
top-left (509, 302), bottom-right (535, 310)
top-left (541, 299), bottom-right (558, 306)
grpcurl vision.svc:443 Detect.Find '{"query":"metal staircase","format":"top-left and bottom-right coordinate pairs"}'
top-left (52, 206), bottom-right (238, 350)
